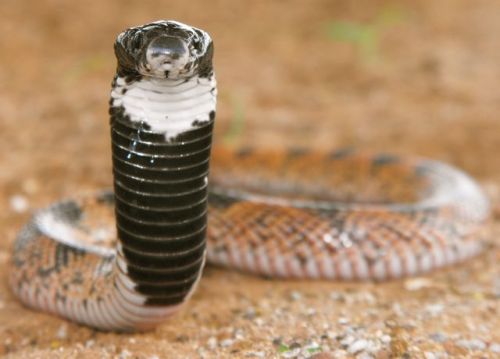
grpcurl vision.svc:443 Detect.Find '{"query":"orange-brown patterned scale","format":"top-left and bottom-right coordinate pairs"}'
top-left (207, 147), bottom-right (489, 281)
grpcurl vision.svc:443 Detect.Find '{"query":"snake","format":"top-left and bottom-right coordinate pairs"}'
top-left (9, 20), bottom-right (490, 332)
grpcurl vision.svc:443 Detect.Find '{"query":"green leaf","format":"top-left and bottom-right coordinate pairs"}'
top-left (278, 343), bottom-right (290, 353)
top-left (327, 21), bottom-right (368, 43)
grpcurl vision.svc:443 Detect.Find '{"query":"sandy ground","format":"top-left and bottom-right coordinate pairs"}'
top-left (0, 0), bottom-right (499, 358)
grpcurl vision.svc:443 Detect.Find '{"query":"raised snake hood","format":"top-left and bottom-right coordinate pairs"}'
top-left (111, 20), bottom-right (217, 140)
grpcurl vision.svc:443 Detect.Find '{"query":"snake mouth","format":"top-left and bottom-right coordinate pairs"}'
top-left (114, 20), bottom-right (214, 80)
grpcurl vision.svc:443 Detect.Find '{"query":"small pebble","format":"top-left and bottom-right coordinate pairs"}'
top-left (356, 353), bottom-right (373, 359)
top-left (118, 349), bottom-right (131, 359)
top-left (9, 194), bottom-right (29, 213)
top-left (329, 292), bottom-right (345, 302)
top-left (92, 228), bottom-right (113, 242)
top-left (331, 349), bottom-right (347, 358)
top-left (340, 335), bottom-right (355, 347)
top-left (429, 332), bottom-right (447, 343)
top-left (380, 335), bottom-right (391, 344)
top-left (56, 324), bottom-right (67, 340)
top-left (425, 303), bottom-right (444, 316)
top-left (281, 347), bottom-right (301, 358)
top-left (245, 351), bottom-right (266, 358)
top-left (489, 343), bottom-right (500, 353)
top-left (310, 353), bottom-right (334, 359)
top-left (338, 317), bottom-right (349, 325)
top-left (244, 307), bottom-right (257, 319)
top-left (207, 337), bottom-right (217, 350)
top-left (220, 338), bottom-right (234, 347)
top-left (272, 337), bottom-right (283, 346)
top-left (358, 292), bottom-right (376, 304)
top-left (423, 352), bottom-right (436, 359)
top-left (254, 318), bottom-right (264, 326)
top-left (306, 308), bottom-right (317, 316)
top-left (234, 329), bottom-right (245, 340)
top-left (304, 341), bottom-right (321, 354)
top-left (455, 338), bottom-right (486, 351)
top-left (404, 278), bottom-right (433, 291)
top-left (347, 339), bottom-right (368, 354)
top-left (391, 303), bottom-right (404, 317)
top-left (290, 291), bottom-right (302, 301)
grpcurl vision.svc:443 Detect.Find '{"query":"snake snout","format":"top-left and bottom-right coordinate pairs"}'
top-left (145, 35), bottom-right (190, 75)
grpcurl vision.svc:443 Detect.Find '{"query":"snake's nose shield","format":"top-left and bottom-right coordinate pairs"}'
top-left (146, 35), bottom-right (189, 69)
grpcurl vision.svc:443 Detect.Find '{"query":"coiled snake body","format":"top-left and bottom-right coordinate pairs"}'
top-left (9, 21), bottom-right (490, 331)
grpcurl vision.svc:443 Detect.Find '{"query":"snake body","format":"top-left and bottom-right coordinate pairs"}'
top-left (9, 20), bottom-right (490, 331)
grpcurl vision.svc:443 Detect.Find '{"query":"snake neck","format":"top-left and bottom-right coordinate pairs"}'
top-left (111, 74), bottom-right (217, 139)
top-left (108, 73), bottom-right (216, 308)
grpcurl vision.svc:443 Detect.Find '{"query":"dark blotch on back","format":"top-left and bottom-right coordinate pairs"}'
top-left (235, 147), bottom-right (254, 158)
top-left (414, 162), bottom-right (438, 178)
top-left (208, 191), bottom-right (241, 209)
top-left (372, 153), bottom-right (400, 167)
top-left (96, 190), bottom-right (115, 205)
top-left (53, 201), bottom-right (83, 225)
top-left (287, 147), bottom-right (310, 158)
top-left (328, 147), bottom-right (356, 160)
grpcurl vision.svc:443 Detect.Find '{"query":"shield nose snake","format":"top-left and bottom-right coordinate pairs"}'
top-left (9, 20), bottom-right (490, 331)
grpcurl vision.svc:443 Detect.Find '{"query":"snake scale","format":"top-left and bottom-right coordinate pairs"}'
top-left (9, 20), bottom-right (490, 331)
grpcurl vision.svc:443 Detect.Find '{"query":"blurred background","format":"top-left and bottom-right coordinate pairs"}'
top-left (0, 0), bottom-right (499, 357)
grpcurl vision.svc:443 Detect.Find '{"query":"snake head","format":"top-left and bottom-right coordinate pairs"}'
top-left (114, 20), bottom-right (214, 81)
